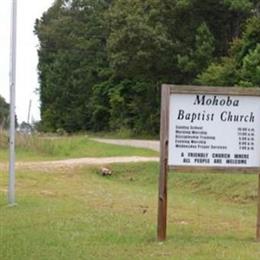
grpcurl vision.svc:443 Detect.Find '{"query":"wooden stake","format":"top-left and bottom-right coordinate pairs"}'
top-left (256, 174), bottom-right (260, 241)
top-left (157, 85), bottom-right (170, 241)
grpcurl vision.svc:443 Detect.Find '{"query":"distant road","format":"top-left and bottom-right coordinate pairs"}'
top-left (0, 138), bottom-right (160, 171)
top-left (0, 156), bottom-right (159, 172)
top-left (91, 138), bottom-right (160, 152)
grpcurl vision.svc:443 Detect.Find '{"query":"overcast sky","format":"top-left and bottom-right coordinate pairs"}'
top-left (0, 0), bottom-right (54, 123)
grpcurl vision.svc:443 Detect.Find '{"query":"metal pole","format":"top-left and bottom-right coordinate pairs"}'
top-left (8, 0), bottom-right (17, 205)
top-left (27, 100), bottom-right (32, 124)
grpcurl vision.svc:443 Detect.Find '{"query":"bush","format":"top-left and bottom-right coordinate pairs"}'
top-left (196, 57), bottom-right (238, 86)
top-left (239, 44), bottom-right (260, 87)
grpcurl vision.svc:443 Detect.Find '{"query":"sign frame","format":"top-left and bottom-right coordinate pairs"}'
top-left (157, 84), bottom-right (260, 241)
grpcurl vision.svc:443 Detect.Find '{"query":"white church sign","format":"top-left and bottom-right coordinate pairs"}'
top-left (168, 92), bottom-right (260, 168)
top-left (157, 85), bottom-right (260, 242)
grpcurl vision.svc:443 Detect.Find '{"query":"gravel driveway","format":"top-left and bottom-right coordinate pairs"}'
top-left (0, 156), bottom-right (159, 172)
top-left (0, 138), bottom-right (160, 171)
top-left (91, 138), bottom-right (160, 152)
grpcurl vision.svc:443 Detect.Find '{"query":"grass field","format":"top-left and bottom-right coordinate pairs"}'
top-left (0, 134), bottom-right (158, 162)
top-left (1, 162), bottom-right (260, 259)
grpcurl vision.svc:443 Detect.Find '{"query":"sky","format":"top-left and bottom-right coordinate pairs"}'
top-left (0, 0), bottom-right (54, 124)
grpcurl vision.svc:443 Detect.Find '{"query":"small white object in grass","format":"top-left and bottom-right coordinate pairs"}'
top-left (100, 167), bottom-right (112, 176)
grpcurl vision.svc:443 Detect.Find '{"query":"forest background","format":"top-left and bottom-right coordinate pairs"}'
top-left (1, 0), bottom-right (259, 136)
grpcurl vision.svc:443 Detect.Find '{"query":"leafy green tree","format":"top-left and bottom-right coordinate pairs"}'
top-left (177, 22), bottom-right (215, 82)
top-left (239, 44), bottom-right (260, 87)
top-left (90, 80), bottom-right (113, 132)
top-left (236, 16), bottom-right (260, 63)
top-left (108, 80), bottom-right (160, 135)
top-left (35, 0), bottom-right (259, 134)
top-left (107, 0), bottom-right (174, 82)
top-left (196, 57), bottom-right (238, 86)
top-left (35, 0), bottom-right (110, 132)
top-left (197, 15), bottom-right (260, 87)
top-left (0, 96), bottom-right (9, 129)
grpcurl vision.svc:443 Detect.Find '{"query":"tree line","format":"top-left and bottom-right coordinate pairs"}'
top-left (0, 96), bottom-right (9, 129)
top-left (35, 0), bottom-right (260, 135)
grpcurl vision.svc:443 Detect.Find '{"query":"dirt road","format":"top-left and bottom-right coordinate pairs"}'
top-left (92, 138), bottom-right (160, 152)
top-left (0, 156), bottom-right (159, 172)
top-left (0, 139), bottom-right (160, 171)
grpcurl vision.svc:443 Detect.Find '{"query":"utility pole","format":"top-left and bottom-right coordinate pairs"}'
top-left (27, 100), bottom-right (32, 124)
top-left (8, 0), bottom-right (17, 205)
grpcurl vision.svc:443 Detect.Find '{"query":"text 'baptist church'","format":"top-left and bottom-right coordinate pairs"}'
top-left (176, 95), bottom-right (255, 123)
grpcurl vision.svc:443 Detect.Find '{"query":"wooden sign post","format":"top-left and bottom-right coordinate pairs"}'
top-left (157, 84), bottom-right (260, 241)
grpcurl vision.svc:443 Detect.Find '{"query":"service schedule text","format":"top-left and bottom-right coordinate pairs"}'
top-left (168, 94), bottom-right (260, 167)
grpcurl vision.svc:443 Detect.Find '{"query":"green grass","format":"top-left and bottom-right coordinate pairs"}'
top-left (88, 129), bottom-right (159, 140)
top-left (0, 134), bottom-right (158, 162)
top-left (1, 162), bottom-right (260, 259)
